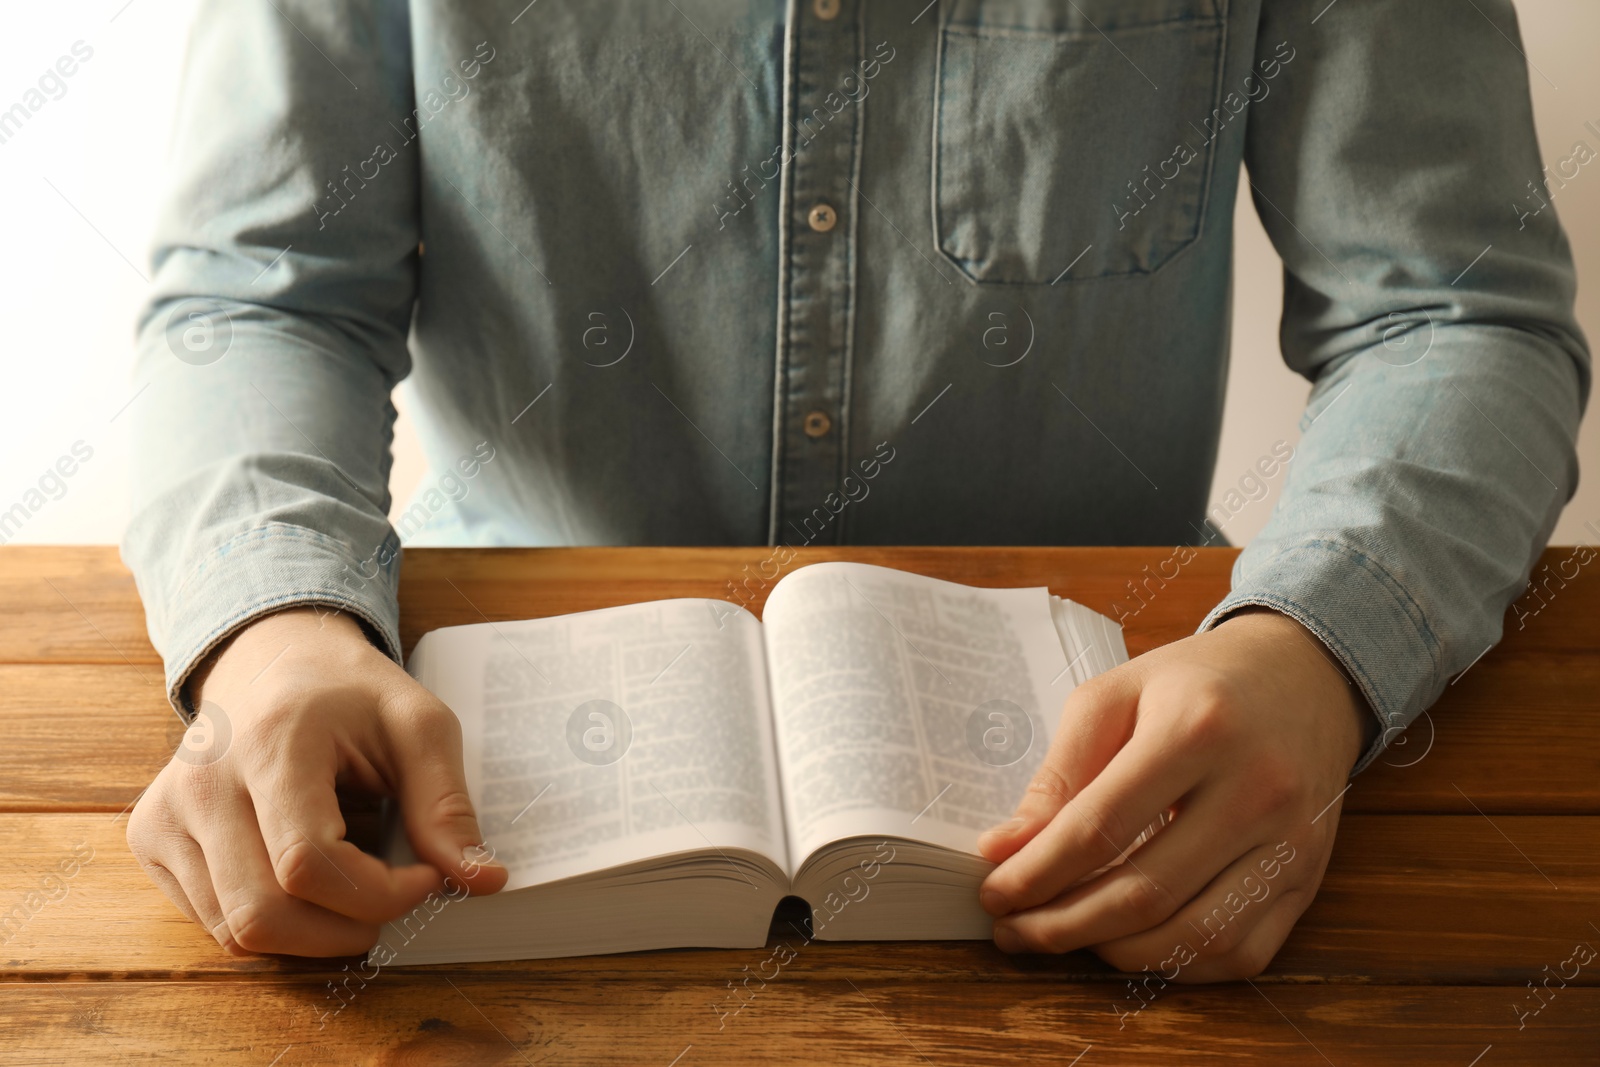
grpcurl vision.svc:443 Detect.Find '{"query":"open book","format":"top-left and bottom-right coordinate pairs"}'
top-left (380, 562), bottom-right (1136, 965)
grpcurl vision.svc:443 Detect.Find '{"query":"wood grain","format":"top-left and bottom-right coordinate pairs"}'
top-left (2, 980), bottom-right (1592, 1066)
top-left (0, 547), bottom-right (157, 665)
top-left (7, 544), bottom-right (1597, 665)
top-left (3, 546), bottom-right (1597, 1062)
top-left (1, 548), bottom-right (1596, 814)
top-left (0, 666), bottom-right (174, 813)
top-left (0, 814), bottom-right (1593, 983)
top-left (3, 661), bottom-right (1596, 816)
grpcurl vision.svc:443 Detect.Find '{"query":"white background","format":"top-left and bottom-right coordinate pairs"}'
top-left (1, 0), bottom-right (1595, 547)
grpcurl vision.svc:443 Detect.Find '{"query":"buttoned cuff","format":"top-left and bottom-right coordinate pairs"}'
top-left (1197, 538), bottom-right (1441, 776)
top-left (158, 522), bottom-right (403, 721)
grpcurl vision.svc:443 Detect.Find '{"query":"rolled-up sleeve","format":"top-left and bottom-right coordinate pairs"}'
top-left (122, 0), bottom-right (419, 718)
top-left (1204, 0), bottom-right (1591, 772)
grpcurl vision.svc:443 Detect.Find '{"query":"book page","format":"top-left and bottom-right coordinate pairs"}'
top-left (761, 563), bottom-right (1101, 870)
top-left (406, 599), bottom-right (788, 887)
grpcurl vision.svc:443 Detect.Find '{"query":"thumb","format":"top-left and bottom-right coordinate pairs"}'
top-left (387, 695), bottom-right (509, 896)
top-left (977, 667), bottom-right (1141, 863)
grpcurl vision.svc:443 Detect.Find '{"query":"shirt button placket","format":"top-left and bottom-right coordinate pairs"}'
top-left (774, 0), bottom-right (860, 548)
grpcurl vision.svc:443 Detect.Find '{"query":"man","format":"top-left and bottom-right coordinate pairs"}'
top-left (123, 0), bottom-right (1587, 980)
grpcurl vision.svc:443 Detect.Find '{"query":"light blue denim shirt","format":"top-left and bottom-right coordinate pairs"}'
top-left (124, 0), bottom-right (1589, 773)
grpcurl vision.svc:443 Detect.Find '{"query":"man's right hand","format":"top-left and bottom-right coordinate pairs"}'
top-left (126, 607), bottom-right (508, 957)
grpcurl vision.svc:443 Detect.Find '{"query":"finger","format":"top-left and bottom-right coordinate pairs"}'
top-left (140, 858), bottom-right (199, 925)
top-left (1169, 836), bottom-right (1330, 983)
top-left (141, 833), bottom-right (243, 955)
top-left (127, 773), bottom-right (234, 950)
top-left (991, 786), bottom-right (1247, 953)
top-left (249, 733), bottom-right (441, 922)
top-left (385, 694), bottom-right (508, 895)
top-left (1171, 891), bottom-right (1308, 983)
top-left (981, 724), bottom-right (1198, 917)
top-left (1090, 840), bottom-right (1306, 980)
top-left (192, 789), bottom-right (383, 957)
top-left (978, 670), bottom-right (1141, 864)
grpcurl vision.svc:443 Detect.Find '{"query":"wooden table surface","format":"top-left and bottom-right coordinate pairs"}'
top-left (2, 545), bottom-right (1597, 1065)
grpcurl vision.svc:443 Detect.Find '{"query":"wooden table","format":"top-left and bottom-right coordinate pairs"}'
top-left (3, 546), bottom-right (1597, 1065)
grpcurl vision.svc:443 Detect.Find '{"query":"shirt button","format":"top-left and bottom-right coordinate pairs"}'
top-left (803, 410), bottom-right (832, 438)
top-left (808, 203), bottom-right (838, 233)
top-left (814, 0), bottom-right (841, 19)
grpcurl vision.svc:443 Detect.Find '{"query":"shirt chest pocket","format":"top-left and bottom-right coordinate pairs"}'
top-left (934, 0), bottom-right (1228, 285)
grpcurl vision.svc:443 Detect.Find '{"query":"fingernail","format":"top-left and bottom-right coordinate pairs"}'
top-left (980, 888), bottom-right (1010, 916)
top-left (461, 843), bottom-right (505, 873)
top-left (993, 926), bottom-right (1024, 953)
